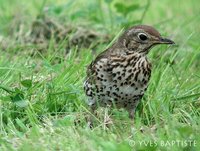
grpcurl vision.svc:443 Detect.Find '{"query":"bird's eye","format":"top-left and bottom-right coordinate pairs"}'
top-left (138, 33), bottom-right (148, 41)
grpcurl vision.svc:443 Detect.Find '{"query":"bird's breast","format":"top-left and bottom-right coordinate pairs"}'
top-left (88, 54), bottom-right (152, 106)
top-left (110, 56), bottom-right (150, 94)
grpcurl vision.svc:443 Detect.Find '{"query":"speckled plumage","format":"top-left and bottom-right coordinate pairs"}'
top-left (84, 25), bottom-right (174, 119)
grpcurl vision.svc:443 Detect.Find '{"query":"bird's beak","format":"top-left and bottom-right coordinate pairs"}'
top-left (158, 37), bottom-right (175, 45)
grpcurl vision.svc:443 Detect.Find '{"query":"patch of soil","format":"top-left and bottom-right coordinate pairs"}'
top-left (0, 14), bottom-right (110, 53)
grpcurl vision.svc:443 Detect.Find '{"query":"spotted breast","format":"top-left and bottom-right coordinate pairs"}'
top-left (84, 51), bottom-right (151, 118)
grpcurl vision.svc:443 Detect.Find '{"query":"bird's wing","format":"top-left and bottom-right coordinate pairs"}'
top-left (86, 49), bottom-right (111, 77)
top-left (87, 54), bottom-right (127, 83)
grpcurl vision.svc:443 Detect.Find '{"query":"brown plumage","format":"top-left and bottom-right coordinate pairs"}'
top-left (84, 25), bottom-right (174, 119)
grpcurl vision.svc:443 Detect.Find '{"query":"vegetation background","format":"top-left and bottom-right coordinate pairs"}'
top-left (0, 0), bottom-right (199, 150)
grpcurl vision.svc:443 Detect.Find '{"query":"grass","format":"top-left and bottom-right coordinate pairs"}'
top-left (0, 0), bottom-right (200, 150)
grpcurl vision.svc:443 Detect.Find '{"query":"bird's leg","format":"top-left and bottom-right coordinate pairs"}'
top-left (128, 109), bottom-right (135, 119)
top-left (128, 100), bottom-right (140, 122)
top-left (87, 103), bottom-right (97, 128)
top-left (128, 108), bottom-right (136, 127)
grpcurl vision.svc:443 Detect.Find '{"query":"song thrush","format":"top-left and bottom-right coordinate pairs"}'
top-left (84, 25), bottom-right (174, 119)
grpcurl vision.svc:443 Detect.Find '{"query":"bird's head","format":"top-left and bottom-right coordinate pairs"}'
top-left (119, 25), bottom-right (175, 55)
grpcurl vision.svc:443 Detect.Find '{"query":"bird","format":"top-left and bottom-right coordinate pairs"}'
top-left (84, 25), bottom-right (175, 121)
